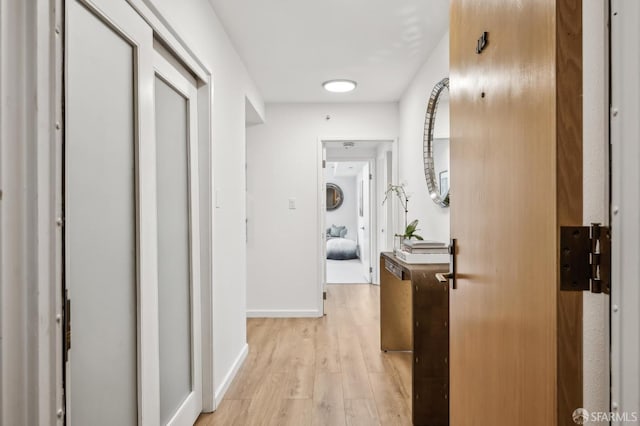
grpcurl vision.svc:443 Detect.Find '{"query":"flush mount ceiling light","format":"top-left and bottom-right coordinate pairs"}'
top-left (323, 79), bottom-right (357, 93)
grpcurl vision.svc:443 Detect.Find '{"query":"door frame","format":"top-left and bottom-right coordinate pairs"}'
top-left (610, 0), bottom-right (640, 419)
top-left (0, 0), bottom-right (66, 423)
top-left (316, 138), bottom-right (397, 309)
top-left (323, 158), bottom-right (375, 284)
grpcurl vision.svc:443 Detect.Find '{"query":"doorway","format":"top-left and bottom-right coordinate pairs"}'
top-left (319, 139), bottom-right (395, 296)
top-left (324, 161), bottom-right (370, 284)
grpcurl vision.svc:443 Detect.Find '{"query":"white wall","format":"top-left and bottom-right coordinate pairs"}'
top-left (324, 172), bottom-right (358, 241)
top-left (146, 0), bottom-right (264, 403)
top-left (246, 103), bottom-right (398, 315)
top-left (377, 145), bottom-right (394, 252)
top-left (398, 32), bottom-right (450, 243)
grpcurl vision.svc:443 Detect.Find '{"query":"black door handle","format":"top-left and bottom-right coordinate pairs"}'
top-left (436, 239), bottom-right (457, 289)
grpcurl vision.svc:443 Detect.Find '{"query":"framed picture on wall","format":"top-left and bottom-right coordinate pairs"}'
top-left (359, 179), bottom-right (364, 217)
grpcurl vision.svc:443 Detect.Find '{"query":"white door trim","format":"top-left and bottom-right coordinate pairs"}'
top-left (610, 0), bottom-right (640, 421)
top-left (0, 0), bottom-right (65, 423)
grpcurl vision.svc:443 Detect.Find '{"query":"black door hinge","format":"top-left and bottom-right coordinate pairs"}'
top-left (560, 223), bottom-right (611, 294)
top-left (63, 291), bottom-right (71, 362)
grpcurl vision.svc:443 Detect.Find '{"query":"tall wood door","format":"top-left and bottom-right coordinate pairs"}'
top-left (449, 1), bottom-right (583, 425)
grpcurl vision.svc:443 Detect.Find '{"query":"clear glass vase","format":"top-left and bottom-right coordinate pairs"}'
top-left (393, 235), bottom-right (404, 253)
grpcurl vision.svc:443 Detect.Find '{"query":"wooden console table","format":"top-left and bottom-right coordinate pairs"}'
top-left (380, 252), bottom-right (449, 426)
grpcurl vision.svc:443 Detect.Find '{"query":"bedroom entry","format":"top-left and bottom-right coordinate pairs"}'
top-left (325, 161), bottom-right (370, 283)
top-left (320, 139), bottom-right (395, 288)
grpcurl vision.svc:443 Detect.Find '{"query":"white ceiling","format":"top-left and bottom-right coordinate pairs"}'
top-left (325, 140), bottom-right (392, 159)
top-left (328, 161), bottom-right (367, 177)
top-left (209, 0), bottom-right (449, 103)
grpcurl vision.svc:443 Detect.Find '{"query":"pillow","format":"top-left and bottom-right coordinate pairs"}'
top-left (329, 224), bottom-right (346, 238)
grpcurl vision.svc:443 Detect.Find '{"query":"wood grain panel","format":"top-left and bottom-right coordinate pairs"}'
top-left (555, 0), bottom-right (584, 424)
top-left (369, 372), bottom-right (413, 426)
top-left (312, 372), bottom-right (347, 426)
top-left (379, 257), bottom-right (413, 351)
top-left (197, 285), bottom-right (414, 425)
top-left (270, 398), bottom-right (313, 426)
top-left (338, 324), bottom-right (375, 400)
top-left (344, 399), bottom-right (380, 426)
top-left (194, 399), bottom-right (252, 426)
top-left (450, 0), bottom-right (583, 425)
top-left (315, 324), bottom-right (341, 373)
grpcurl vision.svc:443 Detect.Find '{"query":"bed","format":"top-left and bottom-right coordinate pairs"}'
top-left (326, 225), bottom-right (359, 260)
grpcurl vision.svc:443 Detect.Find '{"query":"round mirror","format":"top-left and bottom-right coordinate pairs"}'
top-left (326, 183), bottom-right (344, 210)
top-left (423, 77), bottom-right (450, 207)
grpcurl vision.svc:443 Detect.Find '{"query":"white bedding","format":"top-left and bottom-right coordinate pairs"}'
top-left (326, 237), bottom-right (358, 260)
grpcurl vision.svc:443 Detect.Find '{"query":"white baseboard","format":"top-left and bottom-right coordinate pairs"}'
top-left (214, 343), bottom-right (249, 407)
top-left (246, 309), bottom-right (323, 318)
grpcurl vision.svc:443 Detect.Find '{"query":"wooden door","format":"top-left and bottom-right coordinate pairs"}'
top-left (449, 1), bottom-right (583, 425)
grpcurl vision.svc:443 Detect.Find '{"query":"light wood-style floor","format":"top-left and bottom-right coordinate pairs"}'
top-left (196, 284), bottom-right (412, 426)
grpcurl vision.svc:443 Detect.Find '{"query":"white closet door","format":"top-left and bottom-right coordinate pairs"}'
top-left (65, 0), bottom-right (159, 424)
top-left (154, 50), bottom-right (202, 426)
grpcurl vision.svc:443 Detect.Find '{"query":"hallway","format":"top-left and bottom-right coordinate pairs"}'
top-left (196, 285), bottom-right (412, 425)
top-left (326, 260), bottom-right (370, 284)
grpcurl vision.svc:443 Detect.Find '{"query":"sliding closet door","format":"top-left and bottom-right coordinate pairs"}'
top-left (154, 49), bottom-right (202, 426)
top-left (65, 0), bottom-right (159, 424)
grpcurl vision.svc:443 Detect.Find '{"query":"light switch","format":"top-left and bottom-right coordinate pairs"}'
top-left (288, 198), bottom-right (296, 209)
top-left (215, 189), bottom-right (221, 208)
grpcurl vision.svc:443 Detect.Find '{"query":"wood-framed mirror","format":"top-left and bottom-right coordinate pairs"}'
top-left (423, 77), bottom-right (450, 207)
